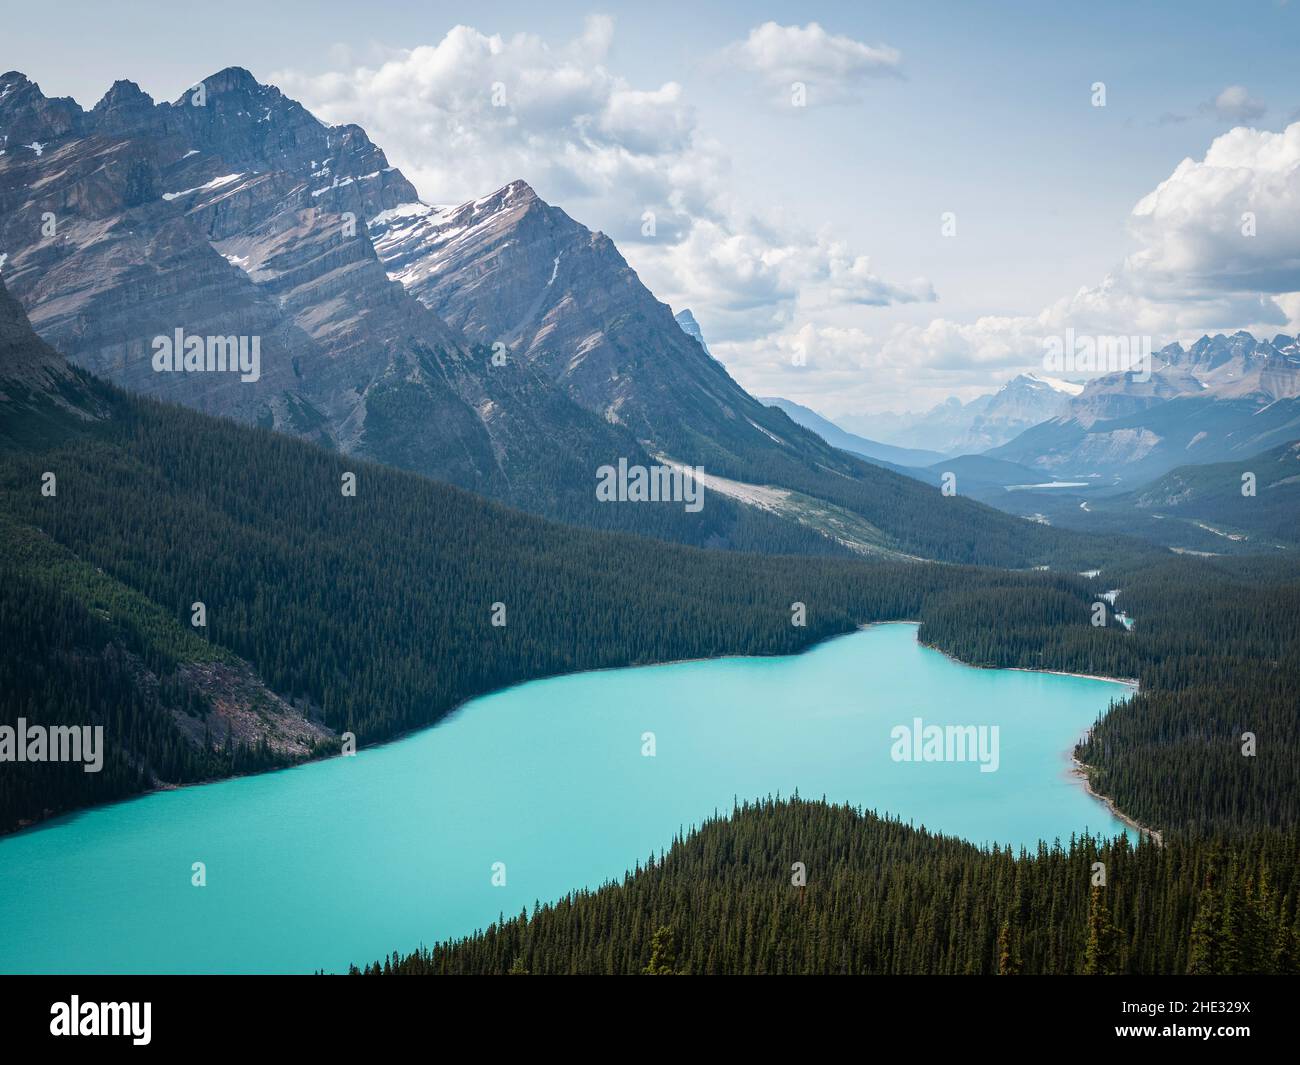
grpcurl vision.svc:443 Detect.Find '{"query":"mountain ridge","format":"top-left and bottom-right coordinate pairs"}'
top-left (991, 333), bottom-right (1300, 483)
top-left (844, 372), bottom-right (1081, 455)
top-left (757, 396), bottom-right (945, 467)
top-left (0, 66), bottom-right (1115, 568)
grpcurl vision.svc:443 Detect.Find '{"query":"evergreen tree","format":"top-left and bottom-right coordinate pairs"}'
top-left (643, 926), bottom-right (680, 976)
top-left (1083, 886), bottom-right (1120, 975)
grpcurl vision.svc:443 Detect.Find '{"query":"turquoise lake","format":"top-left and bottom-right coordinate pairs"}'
top-left (0, 623), bottom-right (1135, 974)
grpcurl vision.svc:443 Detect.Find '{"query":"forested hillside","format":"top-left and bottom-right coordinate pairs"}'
top-left (4, 374), bottom-right (1298, 836)
top-left (0, 272), bottom-right (1166, 834)
top-left (355, 797), bottom-right (1300, 976)
top-left (0, 372), bottom-right (1122, 832)
top-left (920, 552), bottom-right (1300, 834)
top-left (982, 439), bottom-right (1300, 554)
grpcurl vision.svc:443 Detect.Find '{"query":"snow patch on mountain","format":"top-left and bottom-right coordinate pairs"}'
top-left (162, 172), bottom-right (244, 201)
top-left (1025, 372), bottom-right (1084, 395)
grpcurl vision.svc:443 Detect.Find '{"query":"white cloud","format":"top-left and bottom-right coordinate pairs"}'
top-left (1201, 85), bottom-right (1267, 124)
top-left (641, 221), bottom-right (933, 342)
top-left (720, 123), bottom-right (1300, 413)
top-left (273, 17), bottom-right (931, 343)
top-left (721, 21), bottom-right (902, 104)
top-left (1126, 122), bottom-right (1300, 296)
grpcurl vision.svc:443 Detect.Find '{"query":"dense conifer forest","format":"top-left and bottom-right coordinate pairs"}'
top-left (921, 552), bottom-right (1300, 834)
top-left (354, 798), bottom-right (1300, 975)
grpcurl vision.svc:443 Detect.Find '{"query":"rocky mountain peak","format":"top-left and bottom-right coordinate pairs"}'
top-left (499, 178), bottom-right (539, 203)
top-left (90, 79), bottom-right (157, 134)
top-left (463, 179), bottom-right (541, 218)
top-left (0, 71), bottom-right (32, 95)
top-left (0, 70), bottom-right (85, 143)
top-left (94, 79), bottom-right (152, 109)
top-left (203, 66), bottom-right (265, 95)
top-left (163, 66), bottom-right (323, 158)
top-left (145, 70), bottom-right (416, 215)
top-left (674, 308), bottom-right (711, 356)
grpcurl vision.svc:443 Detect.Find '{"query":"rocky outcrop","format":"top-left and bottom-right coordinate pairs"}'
top-left (674, 308), bottom-right (711, 357)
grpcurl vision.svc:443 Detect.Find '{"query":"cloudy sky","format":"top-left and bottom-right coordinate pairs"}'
top-left (4, 0), bottom-right (1300, 415)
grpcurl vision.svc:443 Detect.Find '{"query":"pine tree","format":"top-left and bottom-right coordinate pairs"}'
top-left (1188, 882), bottom-right (1224, 975)
top-left (643, 926), bottom-right (680, 975)
top-left (1083, 887), bottom-right (1119, 975)
top-left (997, 922), bottom-right (1020, 975)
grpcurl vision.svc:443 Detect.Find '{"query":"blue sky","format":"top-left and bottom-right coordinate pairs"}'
top-left (3, 0), bottom-right (1298, 414)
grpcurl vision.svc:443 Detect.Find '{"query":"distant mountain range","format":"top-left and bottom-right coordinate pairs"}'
top-left (756, 397), bottom-right (944, 467)
top-left (840, 373), bottom-right (1083, 455)
top-left (990, 333), bottom-right (1300, 485)
top-left (0, 66), bottom-right (1088, 569)
top-left (761, 345), bottom-right (1300, 554)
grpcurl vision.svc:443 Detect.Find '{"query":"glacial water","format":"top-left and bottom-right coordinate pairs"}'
top-left (0, 623), bottom-right (1135, 974)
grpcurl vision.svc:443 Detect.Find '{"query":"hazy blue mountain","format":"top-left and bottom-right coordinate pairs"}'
top-left (758, 397), bottom-right (944, 466)
top-left (842, 373), bottom-right (1081, 454)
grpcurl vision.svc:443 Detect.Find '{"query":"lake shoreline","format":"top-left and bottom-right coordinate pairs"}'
top-left (911, 629), bottom-right (1150, 841)
top-left (913, 629), bottom-right (1139, 691)
top-left (1070, 755), bottom-right (1164, 846)
top-left (1, 621), bottom-right (1151, 974)
top-left (3, 620), bottom-right (1146, 844)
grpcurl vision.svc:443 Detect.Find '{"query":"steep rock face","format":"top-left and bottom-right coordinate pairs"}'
top-left (0, 69), bottom-right (660, 518)
top-left (369, 179), bottom-right (863, 475)
top-left (674, 308), bottom-right (711, 357)
top-left (0, 70), bottom-right (1077, 567)
top-left (89, 79), bottom-right (157, 135)
top-left (371, 180), bottom-right (710, 427)
top-left (0, 72), bottom-right (84, 144)
top-left (1058, 366), bottom-right (1203, 429)
top-left (1, 133), bottom-right (310, 426)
